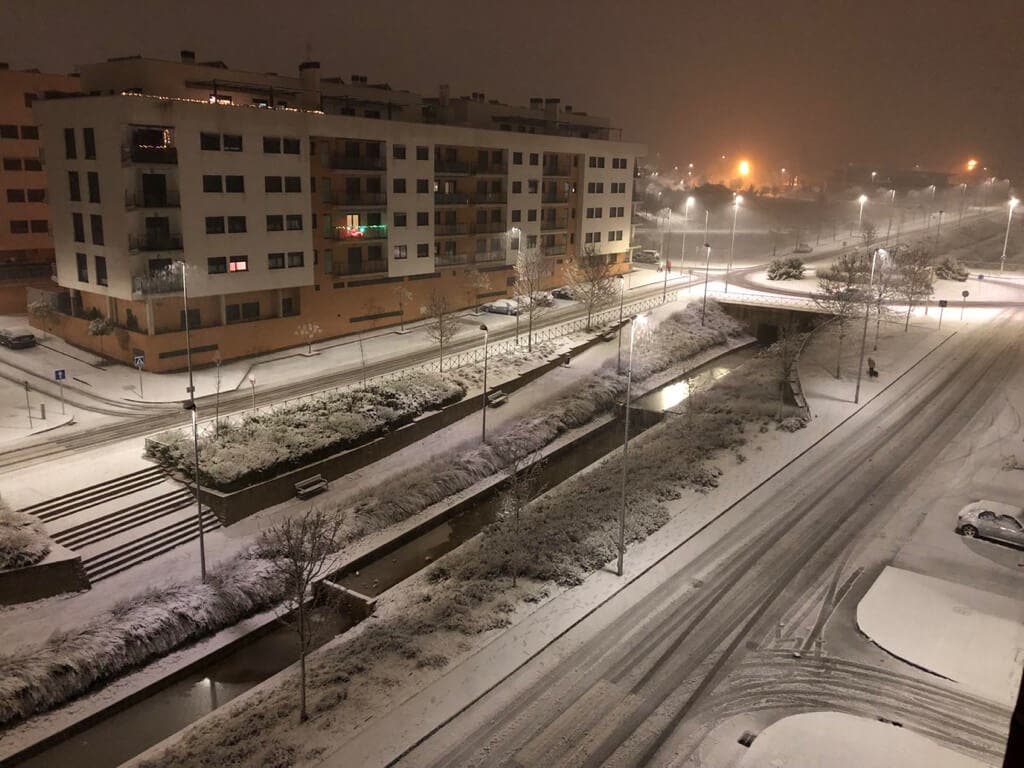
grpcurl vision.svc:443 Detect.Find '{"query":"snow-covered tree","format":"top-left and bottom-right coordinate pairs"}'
top-left (294, 321), bottom-right (322, 355)
top-left (499, 455), bottom-right (544, 587)
top-left (27, 299), bottom-right (59, 341)
top-left (391, 284), bottom-right (414, 332)
top-left (463, 268), bottom-right (492, 315)
top-left (566, 246), bottom-right (616, 329)
top-left (421, 291), bottom-right (461, 376)
top-left (815, 253), bottom-right (867, 379)
top-left (892, 245), bottom-right (935, 331)
top-left (513, 248), bottom-right (554, 351)
top-left (88, 316), bottom-right (114, 357)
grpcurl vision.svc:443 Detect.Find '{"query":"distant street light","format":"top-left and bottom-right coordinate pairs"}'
top-left (857, 194), bottom-right (868, 231)
top-left (724, 195), bottom-right (743, 293)
top-left (479, 324), bottom-right (489, 443)
top-left (958, 183), bottom-right (968, 227)
top-left (680, 196), bottom-right (695, 292)
top-left (617, 312), bottom-right (648, 577)
top-left (1001, 197), bottom-right (1019, 274)
top-left (884, 189), bottom-right (896, 245)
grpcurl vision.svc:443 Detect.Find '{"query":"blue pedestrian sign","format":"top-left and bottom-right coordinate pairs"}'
top-left (133, 354), bottom-right (145, 368)
top-left (54, 369), bottom-right (66, 381)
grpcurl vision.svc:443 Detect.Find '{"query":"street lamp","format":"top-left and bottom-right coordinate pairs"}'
top-left (617, 312), bottom-right (648, 577)
top-left (616, 274), bottom-right (626, 372)
top-left (176, 260), bottom-right (206, 583)
top-left (1001, 197), bottom-right (1019, 274)
top-left (249, 375), bottom-right (256, 411)
top-left (855, 248), bottom-right (885, 404)
top-left (701, 209), bottom-right (712, 326)
top-left (680, 196), bottom-right (695, 292)
top-left (958, 183), bottom-right (968, 227)
top-left (479, 324), bottom-right (489, 443)
top-left (724, 195), bottom-right (742, 293)
top-left (884, 189), bottom-right (896, 244)
top-left (857, 194), bottom-right (868, 231)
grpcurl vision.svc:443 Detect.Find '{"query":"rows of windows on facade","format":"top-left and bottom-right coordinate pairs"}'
top-left (2, 121), bottom-right (49, 235)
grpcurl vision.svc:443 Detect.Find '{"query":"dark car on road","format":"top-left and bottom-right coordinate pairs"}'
top-left (0, 327), bottom-right (37, 349)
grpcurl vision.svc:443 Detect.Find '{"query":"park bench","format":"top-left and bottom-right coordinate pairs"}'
top-left (486, 390), bottom-right (508, 408)
top-left (295, 474), bottom-right (328, 499)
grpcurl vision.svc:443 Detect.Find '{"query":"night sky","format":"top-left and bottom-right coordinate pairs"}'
top-left (2, 0), bottom-right (1020, 181)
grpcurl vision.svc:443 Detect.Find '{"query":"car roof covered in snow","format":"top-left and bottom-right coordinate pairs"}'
top-left (959, 500), bottom-right (1022, 518)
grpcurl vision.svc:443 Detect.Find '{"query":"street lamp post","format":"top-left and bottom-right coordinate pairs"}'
top-left (1000, 197), bottom-right (1019, 274)
top-left (617, 313), bottom-right (647, 577)
top-left (884, 189), bottom-right (896, 245)
top-left (680, 196), bottom-right (694, 284)
top-left (249, 375), bottom-right (256, 411)
top-left (857, 194), bottom-right (868, 231)
top-left (177, 260), bottom-right (206, 583)
top-left (616, 274), bottom-right (626, 372)
top-left (724, 195), bottom-right (742, 293)
top-left (854, 249), bottom-right (883, 405)
top-left (958, 183), bottom-right (967, 227)
top-left (479, 324), bottom-right (489, 443)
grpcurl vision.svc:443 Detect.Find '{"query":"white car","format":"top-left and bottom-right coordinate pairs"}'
top-left (955, 500), bottom-right (1024, 549)
top-left (481, 299), bottom-right (521, 316)
top-left (634, 250), bottom-right (660, 264)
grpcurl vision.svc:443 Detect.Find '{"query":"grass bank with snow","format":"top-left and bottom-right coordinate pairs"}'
top-left (0, 499), bottom-right (51, 572)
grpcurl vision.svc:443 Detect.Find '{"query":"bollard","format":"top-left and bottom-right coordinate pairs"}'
top-left (40, 403), bottom-right (46, 420)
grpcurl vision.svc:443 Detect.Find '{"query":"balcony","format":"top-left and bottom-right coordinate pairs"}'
top-left (542, 192), bottom-right (570, 204)
top-left (471, 220), bottom-right (508, 235)
top-left (434, 221), bottom-right (507, 237)
top-left (122, 145), bottom-right (178, 165)
top-left (330, 192), bottom-right (387, 208)
top-left (327, 155), bottom-right (386, 172)
top-left (125, 190), bottom-right (181, 209)
top-left (435, 192), bottom-right (471, 206)
top-left (129, 233), bottom-right (183, 252)
top-left (473, 162), bottom-right (508, 176)
top-left (541, 219), bottom-right (570, 232)
top-left (434, 159), bottom-right (471, 175)
top-left (542, 244), bottom-right (568, 257)
top-left (325, 224), bottom-right (388, 242)
top-left (435, 251), bottom-right (507, 267)
top-left (471, 192), bottom-right (507, 205)
top-left (543, 164), bottom-right (571, 177)
top-left (333, 259), bottom-right (387, 276)
top-left (132, 271), bottom-right (183, 296)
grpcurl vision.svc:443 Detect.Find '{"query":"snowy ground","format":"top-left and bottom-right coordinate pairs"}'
top-left (734, 712), bottom-right (988, 768)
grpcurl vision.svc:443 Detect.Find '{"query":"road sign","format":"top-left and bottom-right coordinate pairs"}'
top-left (938, 299), bottom-right (948, 307)
top-left (133, 354), bottom-right (145, 368)
top-left (54, 369), bottom-right (66, 381)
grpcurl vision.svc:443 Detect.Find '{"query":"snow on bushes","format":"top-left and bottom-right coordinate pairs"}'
top-left (0, 498), bottom-right (51, 571)
top-left (344, 301), bottom-right (743, 542)
top-left (147, 372), bottom-right (466, 490)
top-left (0, 553), bottom-right (284, 726)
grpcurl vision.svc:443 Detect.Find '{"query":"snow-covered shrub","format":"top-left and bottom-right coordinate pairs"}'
top-left (767, 256), bottom-right (805, 280)
top-left (147, 372), bottom-right (465, 490)
top-left (0, 552), bottom-right (284, 726)
top-left (0, 498), bottom-right (51, 571)
top-left (934, 255), bottom-right (969, 281)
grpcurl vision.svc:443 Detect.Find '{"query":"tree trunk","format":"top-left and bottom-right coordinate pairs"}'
top-left (904, 301), bottom-right (913, 332)
top-left (873, 301), bottom-right (883, 350)
top-left (527, 311), bottom-right (534, 352)
top-left (778, 379), bottom-right (785, 421)
top-left (834, 325), bottom-right (845, 379)
top-left (298, 603), bottom-right (308, 722)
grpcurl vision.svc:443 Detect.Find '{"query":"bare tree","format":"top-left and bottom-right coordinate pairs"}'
top-left (391, 284), bottom-right (413, 332)
top-left (27, 298), bottom-right (59, 341)
top-left (88, 316), bottom-right (114, 357)
top-left (866, 250), bottom-right (899, 350)
top-left (892, 245), bottom-right (935, 332)
top-left (513, 248), bottom-right (554, 351)
top-left (463, 268), bottom-right (492, 315)
top-left (259, 506), bottom-right (344, 723)
top-left (294, 321), bottom-right (322, 355)
top-left (421, 290), bottom-right (461, 376)
top-left (499, 454), bottom-right (545, 587)
top-left (770, 321), bottom-right (802, 420)
top-left (859, 221), bottom-right (878, 250)
top-left (566, 245), bottom-right (616, 330)
top-left (815, 252), bottom-right (867, 379)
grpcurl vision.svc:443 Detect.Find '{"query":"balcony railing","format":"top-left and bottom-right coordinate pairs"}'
top-left (435, 192), bottom-right (471, 206)
top-left (125, 190), bottom-right (181, 209)
top-left (327, 155), bottom-right (386, 172)
top-left (325, 224), bottom-right (388, 241)
top-left (132, 271), bottom-right (184, 296)
top-left (122, 145), bottom-right (178, 165)
top-left (330, 192), bottom-right (387, 208)
top-left (471, 192), bottom-right (507, 205)
top-left (333, 259), bottom-right (387, 276)
top-left (543, 164), bottom-right (571, 177)
top-left (434, 160), bottom-right (471, 175)
top-left (435, 251), bottom-right (507, 267)
top-left (471, 220), bottom-right (508, 235)
top-left (129, 233), bottom-right (183, 252)
top-left (541, 219), bottom-right (569, 231)
top-left (542, 244), bottom-right (568, 257)
top-left (542, 192), bottom-right (570, 204)
top-left (473, 162), bottom-right (508, 175)
top-left (434, 221), bottom-right (508, 236)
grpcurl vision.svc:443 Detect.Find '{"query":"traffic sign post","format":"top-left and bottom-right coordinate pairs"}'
top-left (938, 299), bottom-right (948, 331)
top-left (53, 369), bottom-right (66, 414)
top-left (961, 290), bottom-right (970, 321)
top-left (24, 381), bottom-right (33, 428)
top-left (134, 354), bottom-right (145, 399)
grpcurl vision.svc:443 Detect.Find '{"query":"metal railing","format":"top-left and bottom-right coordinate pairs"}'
top-left (471, 192), bottom-right (507, 205)
top-left (330, 191), bottom-right (387, 207)
top-left (434, 159), bottom-right (471, 175)
top-left (325, 224), bottom-right (388, 241)
top-left (331, 259), bottom-right (387, 276)
top-left (435, 251), bottom-right (506, 267)
top-left (327, 155), bottom-right (386, 172)
top-left (542, 164), bottom-right (570, 177)
top-left (542, 193), bottom-right (570, 204)
top-left (132, 271), bottom-right (184, 296)
top-left (129, 233), bottom-right (183, 252)
top-left (435, 192), bottom-right (471, 206)
top-left (541, 219), bottom-right (569, 231)
top-left (125, 190), bottom-right (181, 209)
top-left (542, 244), bottom-right (568, 256)
top-left (121, 145), bottom-right (178, 165)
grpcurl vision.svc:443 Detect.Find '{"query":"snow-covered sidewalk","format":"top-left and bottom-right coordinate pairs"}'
top-left (857, 566), bottom-right (1024, 704)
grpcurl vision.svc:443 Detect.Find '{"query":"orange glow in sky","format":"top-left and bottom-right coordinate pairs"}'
top-left (738, 160), bottom-right (751, 177)
top-left (966, 158), bottom-right (978, 171)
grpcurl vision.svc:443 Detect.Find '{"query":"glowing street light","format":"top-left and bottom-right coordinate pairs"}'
top-left (857, 194), bottom-right (868, 230)
top-left (679, 196), bottom-right (695, 290)
top-left (617, 312), bottom-right (649, 577)
top-left (738, 159), bottom-right (751, 178)
top-left (724, 195), bottom-right (743, 293)
top-left (966, 158), bottom-right (978, 172)
top-left (1001, 197), bottom-right (1019, 274)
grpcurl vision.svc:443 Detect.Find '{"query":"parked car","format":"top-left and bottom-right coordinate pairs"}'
top-left (481, 299), bottom-right (521, 316)
top-left (0, 327), bottom-right (37, 349)
top-left (955, 500), bottom-right (1024, 549)
top-left (634, 249), bottom-right (660, 264)
top-left (794, 243), bottom-right (814, 254)
top-left (552, 286), bottom-right (575, 300)
top-left (530, 291), bottom-right (555, 307)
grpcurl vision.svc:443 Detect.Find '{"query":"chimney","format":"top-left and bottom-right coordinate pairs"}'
top-left (299, 60), bottom-right (320, 109)
top-left (439, 84), bottom-right (450, 106)
top-left (545, 97), bottom-right (560, 121)
top-left (180, 50), bottom-right (196, 64)
top-left (564, 105), bottom-right (573, 113)
top-left (477, 92), bottom-right (485, 102)
top-left (529, 97), bottom-right (543, 109)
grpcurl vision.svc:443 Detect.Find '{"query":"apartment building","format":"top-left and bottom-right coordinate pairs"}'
top-left (0, 64), bottom-right (79, 311)
top-left (32, 55), bottom-right (643, 370)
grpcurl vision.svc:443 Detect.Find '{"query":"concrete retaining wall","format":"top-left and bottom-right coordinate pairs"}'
top-left (0, 543), bottom-right (89, 605)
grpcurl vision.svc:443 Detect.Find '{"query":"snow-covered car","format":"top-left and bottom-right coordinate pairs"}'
top-left (0, 327), bottom-right (36, 349)
top-left (530, 291), bottom-right (555, 307)
top-left (794, 243), bottom-right (814, 254)
top-left (552, 286), bottom-right (575, 300)
top-left (955, 500), bottom-right (1024, 549)
top-left (634, 249), bottom-right (660, 264)
top-left (481, 299), bottom-right (520, 316)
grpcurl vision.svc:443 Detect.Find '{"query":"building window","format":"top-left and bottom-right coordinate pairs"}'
top-left (227, 215), bottom-right (247, 233)
top-left (526, 234), bottom-right (537, 248)
top-left (6, 189), bottom-right (25, 203)
top-left (417, 243), bottom-right (429, 258)
top-left (284, 176), bottom-right (301, 193)
top-left (180, 308), bottom-right (200, 329)
top-left (87, 171), bottom-right (101, 203)
top-left (286, 214), bottom-right (303, 231)
top-left (64, 128), bottom-right (76, 159)
top-left (9, 220), bottom-right (29, 234)
top-left (416, 211), bottom-right (429, 226)
top-left (208, 257), bottom-right (227, 274)
top-left (0, 125), bottom-right (18, 139)
top-left (26, 188), bottom-right (45, 202)
top-left (2, 157), bottom-right (22, 171)
top-left (512, 181), bottom-right (522, 194)
top-left (203, 174), bottom-right (223, 193)
top-left (393, 244), bottom-right (408, 259)
top-left (226, 304), bottom-right (241, 323)
top-left (268, 252), bottom-right (285, 270)
top-left (21, 125), bottom-right (40, 140)
top-left (225, 175), bottom-right (245, 193)
top-left (229, 255), bottom-right (249, 272)
top-left (511, 209), bottom-right (521, 222)
top-left (30, 219), bottom-right (48, 233)
top-left (90, 214), bottom-right (104, 245)
top-left (95, 256), bottom-right (108, 286)
top-left (205, 216), bottom-right (226, 234)
top-left (68, 172), bottom-right (82, 201)
top-left (394, 212), bottom-right (407, 227)
top-left (416, 178), bottom-right (428, 194)
top-left (263, 136), bottom-right (281, 153)
top-left (264, 176), bottom-right (283, 193)
top-left (266, 214), bottom-right (284, 231)
top-left (528, 179), bottom-right (539, 194)
top-left (200, 132), bottom-right (220, 150)
top-left (393, 178), bottom-right (406, 194)
top-left (24, 157), bottom-right (41, 171)
top-left (81, 127), bottom-right (95, 158)
top-left (529, 153), bottom-right (539, 166)
top-left (527, 209), bottom-right (537, 222)
top-left (282, 137), bottom-right (300, 154)
top-left (76, 252), bottom-right (88, 282)
top-left (512, 151), bottom-right (523, 165)
top-left (241, 301), bottom-right (259, 320)
top-left (224, 134), bottom-right (243, 152)
top-left (287, 251), bottom-right (304, 267)
top-left (416, 145), bottom-right (429, 161)
top-left (282, 297), bottom-right (297, 316)
top-left (393, 144), bottom-right (406, 160)
top-left (72, 212), bottom-right (84, 242)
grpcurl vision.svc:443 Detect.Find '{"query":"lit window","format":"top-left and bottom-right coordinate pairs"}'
top-left (228, 255), bottom-right (249, 272)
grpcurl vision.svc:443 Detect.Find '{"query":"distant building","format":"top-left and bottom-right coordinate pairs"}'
top-left (31, 53), bottom-right (644, 370)
top-left (830, 164), bottom-right (952, 192)
top-left (0, 64), bottom-right (79, 311)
